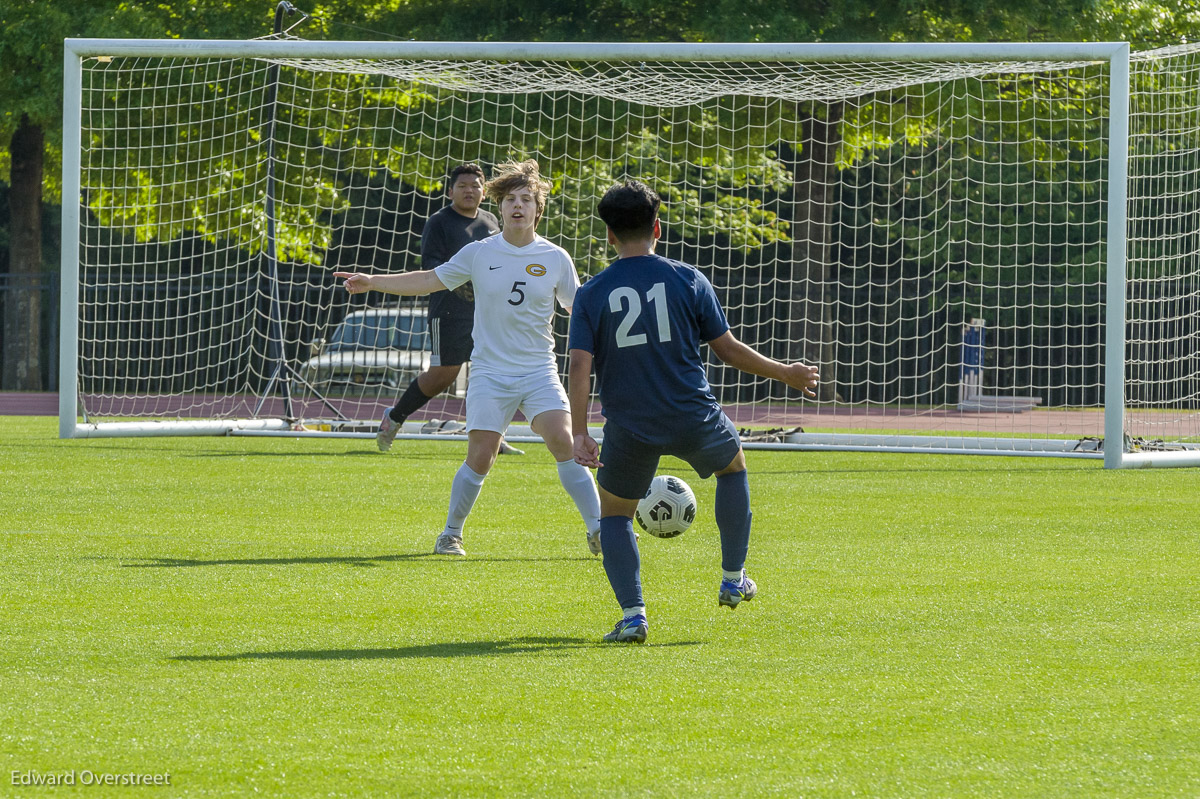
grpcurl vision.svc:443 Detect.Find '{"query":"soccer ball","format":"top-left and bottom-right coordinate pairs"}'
top-left (635, 475), bottom-right (697, 538)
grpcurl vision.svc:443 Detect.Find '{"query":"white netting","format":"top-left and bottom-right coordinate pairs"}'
top-left (270, 54), bottom-right (1096, 104)
top-left (71, 42), bottom-right (1200, 457)
top-left (1126, 44), bottom-right (1200, 451)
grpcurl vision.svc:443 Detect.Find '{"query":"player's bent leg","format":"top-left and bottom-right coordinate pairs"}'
top-left (533, 410), bottom-right (602, 551)
top-left (715, 458), bottom-right (752, 571)
top-left (713, 447), bottom-right (755, 609)
top-left (380, 376), bottom-right (440, 452)
top-left (593, 435), bottom-right (656, 640)
top-left (417, 364), bottom-right (464, 397)
top-left (463, 429), bottom-right (503, 476)
top-left (596, 487), bottom-right (642, 600)
top-left (380, 364), bottom-right (464, 453)
top-left (435, 430), bottom-right (501, 555)
top-left (713, 447), bottom-right (747, 477)
top-left (556, 457), bottom-right (600, 553)
top-left (438, 461), bottom-right (486, 556)
top-left (597, 512), bottom-right (648, 643)
top-left (529, 409), bottom-right (573, 461)
top-left (461, 372), bottom-right (522, 475)
top-left (597, 484), bottom-right (640, 519)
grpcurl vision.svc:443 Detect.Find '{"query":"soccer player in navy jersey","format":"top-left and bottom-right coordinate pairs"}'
top-left (568, 180), bottom-right (820, 643)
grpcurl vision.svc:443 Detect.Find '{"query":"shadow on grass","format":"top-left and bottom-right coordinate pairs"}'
top-left (173, 636), bottom-right (701, 661)
top-left (16, 442), bottom-right (459, 462)
top-left (122, 553), bottom-right (590, 568)
top-left (751, 462), bottom-right (1100, 476)
top-left (186, 450), bottom-right (449, 459)
top-left (186, 449), bottom-right (548, 467)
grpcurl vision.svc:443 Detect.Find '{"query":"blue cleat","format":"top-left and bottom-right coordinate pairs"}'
top-left (718, 571), bottom-right (757, 609)
top-left (602, 614), bottom-right (648, 643)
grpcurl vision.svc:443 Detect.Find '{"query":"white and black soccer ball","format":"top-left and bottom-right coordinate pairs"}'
top-left (635, 475), bottom-right (697, 538)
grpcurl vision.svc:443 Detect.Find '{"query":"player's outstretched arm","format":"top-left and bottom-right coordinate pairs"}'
top-left (708, 331), bottom-right (820, 397)
top-left (567, 348), bottom-right (602, 468)
top-left (332, 270), bottom-right (447, 297)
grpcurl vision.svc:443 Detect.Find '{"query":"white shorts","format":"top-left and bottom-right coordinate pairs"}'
top-left (465, 369), bottom-right (569, 434)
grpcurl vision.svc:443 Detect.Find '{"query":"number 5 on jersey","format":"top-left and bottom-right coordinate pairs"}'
top-left (609, 283), bottom-right (671, 348)
top-left (508, 280), bottom-right (526, 306)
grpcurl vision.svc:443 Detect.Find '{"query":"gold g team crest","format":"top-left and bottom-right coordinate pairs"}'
top-left (525, 263), bottom-right (547, 277)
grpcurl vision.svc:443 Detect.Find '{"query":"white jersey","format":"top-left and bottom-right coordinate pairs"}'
top-left (434, 233), bottom-right (579, 377)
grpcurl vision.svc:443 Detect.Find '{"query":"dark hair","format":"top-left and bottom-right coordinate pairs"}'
top-left (597, 180), bottom-right (660, 241)
top-left (448, 163), bottom-right (486, 185)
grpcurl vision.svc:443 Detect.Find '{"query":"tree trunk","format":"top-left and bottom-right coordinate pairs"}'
top-left (781, 102), bottom-right (844, 402)
top-left (3, 114), bottom-right (44, 391)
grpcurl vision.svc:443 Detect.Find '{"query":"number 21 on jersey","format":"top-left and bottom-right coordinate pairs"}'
top-left (609, 283), bottom-right (672, 348)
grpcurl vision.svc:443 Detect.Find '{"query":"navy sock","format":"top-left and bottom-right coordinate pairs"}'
top-left (600, 516), bottom-right (643, 610)
top-left (715, 470), bottom-right (752, 573)
top-left (389, 378), bottom-right (434, 423)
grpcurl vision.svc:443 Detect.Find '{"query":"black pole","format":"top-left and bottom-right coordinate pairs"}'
top-left (257, 2), bottom-right (298, 419)
top-left (252, 2), bottom-right (347, 424)
top-left (273, 1), bottom-right (297, 33)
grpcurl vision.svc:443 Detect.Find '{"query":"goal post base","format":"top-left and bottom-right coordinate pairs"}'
top-left (66, 415), bottom-right (1197, 467)
top-left (65, 419), bottom-right (291, 439)
top-left (1113, 450), bottom-right (1200, 469)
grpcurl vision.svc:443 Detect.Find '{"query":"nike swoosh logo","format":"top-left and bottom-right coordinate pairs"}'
top-left (488, 265), bottom-right (503, 270)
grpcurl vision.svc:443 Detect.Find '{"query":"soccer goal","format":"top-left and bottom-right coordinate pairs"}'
top-left (60, 38), bottom-right (1200, 468)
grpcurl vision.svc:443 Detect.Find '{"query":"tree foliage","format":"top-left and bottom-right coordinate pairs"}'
top-left (75, 54), bottom-right (799, 270)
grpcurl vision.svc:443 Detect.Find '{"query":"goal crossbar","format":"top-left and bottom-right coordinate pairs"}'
top-left (63, 39), bottom-right (1128, 63)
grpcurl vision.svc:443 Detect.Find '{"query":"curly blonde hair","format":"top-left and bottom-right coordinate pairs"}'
top-left (485, 159), bottom-right (552, 221)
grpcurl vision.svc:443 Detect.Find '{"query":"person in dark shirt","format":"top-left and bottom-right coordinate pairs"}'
top-left (568, 180), bottom-right (820, 643)
top-left (376, 163), bottom-right (522, 455)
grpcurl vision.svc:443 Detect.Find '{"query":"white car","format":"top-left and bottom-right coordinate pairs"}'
top-left (297, 306), bottom-right (466, 397)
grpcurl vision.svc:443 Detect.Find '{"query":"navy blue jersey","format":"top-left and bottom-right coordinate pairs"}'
top-left (569, 254), bottom-right (730, 444)
top-left (421, 205), bottom-right (501, 318)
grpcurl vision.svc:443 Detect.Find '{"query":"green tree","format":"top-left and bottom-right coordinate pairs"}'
top-left (0, 2), bottom-right (139, 389)
top-left (0, 0), bottom-right (404, 390)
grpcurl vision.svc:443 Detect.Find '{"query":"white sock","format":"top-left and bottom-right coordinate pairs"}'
top-left (556, 459), bottom-right (601, 534)
top-left (444, 462), bottom-right (486, 535)
top-left (723, 569), bottom-right (744, 583)
top-left (624, 606), bottom-right (646, 619)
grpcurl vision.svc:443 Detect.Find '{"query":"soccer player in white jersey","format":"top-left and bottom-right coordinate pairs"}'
top-left (334, 160), bottom-right (602, 557)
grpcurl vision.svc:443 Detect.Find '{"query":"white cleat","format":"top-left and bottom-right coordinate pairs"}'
top-left (421, 419), bottom-right (466, 435)
top-left (376, 413), bottom-right (400, 452)
top-left (434, 533), bottom-right (466, 556)
top-left (498, 439), bottom-right (525, 456)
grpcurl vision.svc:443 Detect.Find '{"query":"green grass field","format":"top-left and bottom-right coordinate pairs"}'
top-left (2, 416), bottom-right (1198, 797)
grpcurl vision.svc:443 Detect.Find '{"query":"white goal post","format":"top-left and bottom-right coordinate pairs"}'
top-left (59, 39), bottom-right (1200, 468)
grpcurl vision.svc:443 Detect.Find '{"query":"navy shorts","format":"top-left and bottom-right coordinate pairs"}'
top-left (429, 313), bottom-right (474, 367)
top-left (596, 413), bottom-right (742, 501)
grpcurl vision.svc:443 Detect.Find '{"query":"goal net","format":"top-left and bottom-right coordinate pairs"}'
top-left (59, 39), bottom-right (1200, 467)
